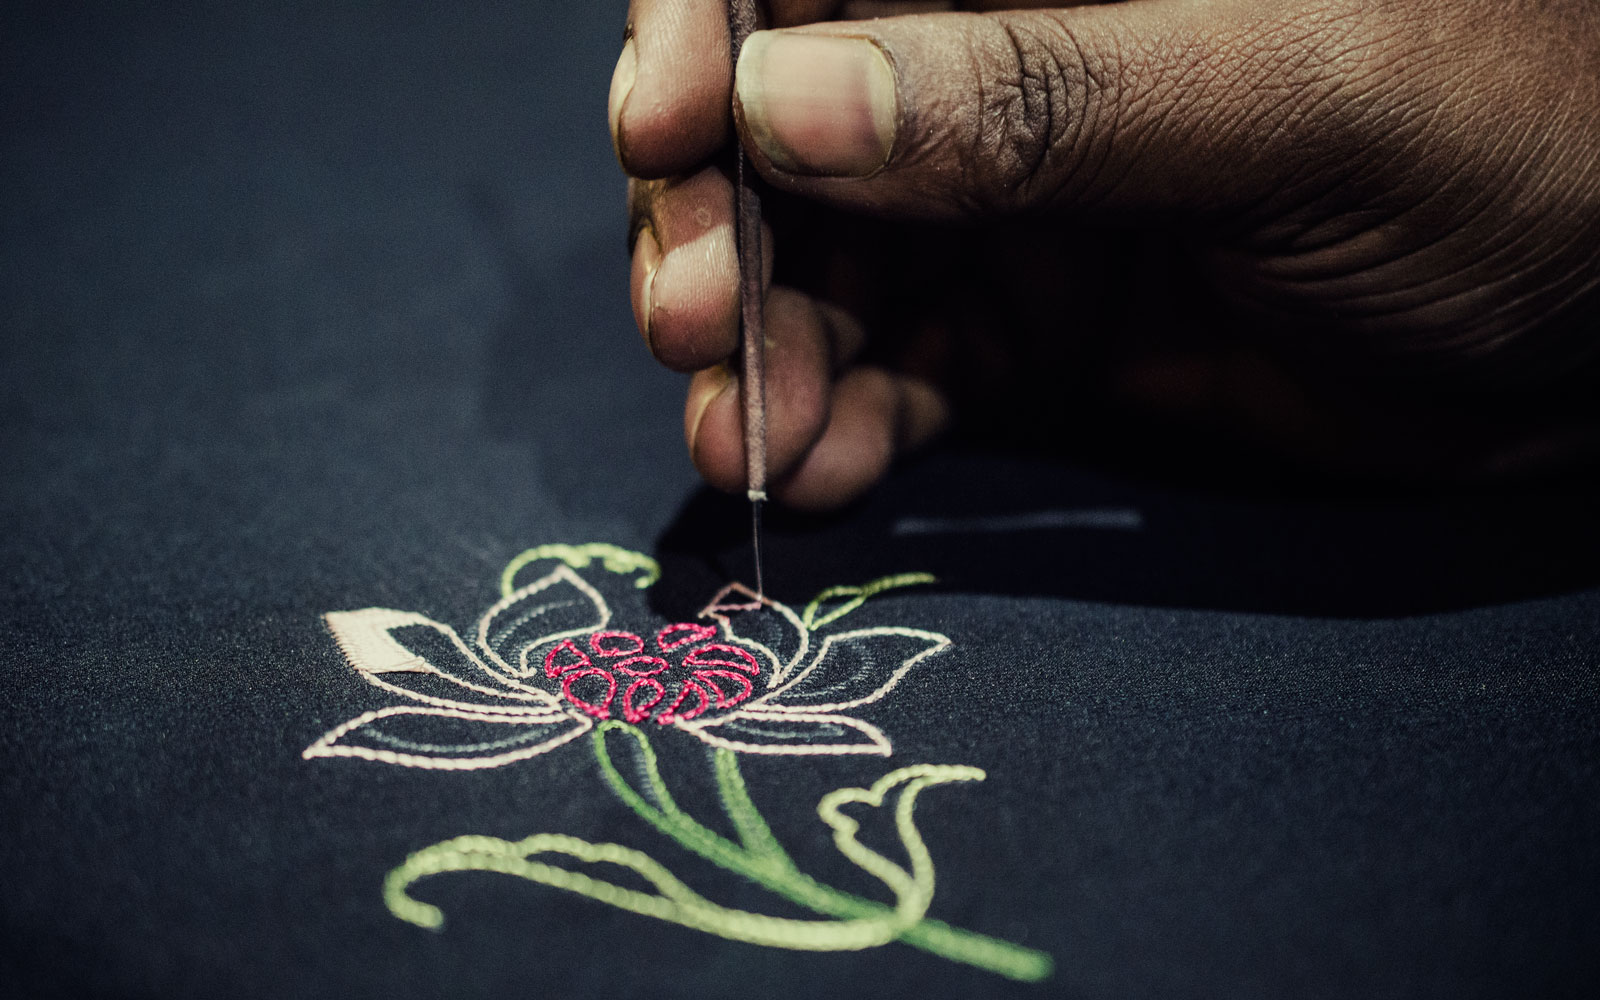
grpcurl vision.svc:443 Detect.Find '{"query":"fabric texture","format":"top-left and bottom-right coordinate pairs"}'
top-left (3, 4), bottom-right (1598, 998)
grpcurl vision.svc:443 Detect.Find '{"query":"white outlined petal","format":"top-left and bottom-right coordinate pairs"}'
top-left (698, 583), bottom-right (809, 688)
top-left (477, 565), bottom-right (611, 679)
top-left (302, 706), bottom-right (592, 770)
top-left (680, 710), bottom-right (892, 756)
top-left (324, 609), bottom-right (560, 711)
top-left (757, 627), bottom-right (950, 713)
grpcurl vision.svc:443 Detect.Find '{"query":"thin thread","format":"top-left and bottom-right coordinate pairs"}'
top-left (698, 582), bottom-right (810, 686)
top-left (751, 495), bottom-right (766, 600)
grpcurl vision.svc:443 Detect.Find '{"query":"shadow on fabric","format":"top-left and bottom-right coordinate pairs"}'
top-left (649, 446), bottom-right (1600, 621)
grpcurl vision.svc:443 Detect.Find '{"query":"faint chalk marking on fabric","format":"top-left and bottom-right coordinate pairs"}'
top-left (893, 508), bottom-right (1145, 536)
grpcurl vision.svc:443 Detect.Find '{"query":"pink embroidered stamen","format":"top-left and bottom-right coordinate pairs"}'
top-left (561, 668), bottom-right (617, 719)
top-left (613, 655), bottom-right (669, 677)
top-left (543, 639), bottom-right (592, 679)
top-left (692, 669), bottom-right (754, 710)
top-left (683, 643), bottom-right (761, 675)
top-left (590, 630), bottom-right (645, 657)
top-left (657, 622), bottom-right (717, 651)
top-left (622, 677), bottom-right (666, 724)
top-left (657, 680), bottom-right (711, 724)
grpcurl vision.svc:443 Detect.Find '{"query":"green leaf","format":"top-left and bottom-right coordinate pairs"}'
top-left (801, 573), bottom-right (935, 631)
top-left (500, 543), bottom-right (661, 596)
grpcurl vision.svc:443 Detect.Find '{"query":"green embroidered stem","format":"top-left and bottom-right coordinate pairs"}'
top-left (593, 722), bottom-right (1053, 982)
top-left (713, 745), bottom-right (792, 865)
top-left (801, 573), bottom-right (936, 631)
top-left (591, 721), bottom-right (757, 874)
top-left (500, 543), bottom-right (660, 595)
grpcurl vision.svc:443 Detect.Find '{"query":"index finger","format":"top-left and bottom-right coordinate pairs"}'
top-left (612, 0), bottom-right (732, 178)
top-left (612, 1), bottom-right (857, 179)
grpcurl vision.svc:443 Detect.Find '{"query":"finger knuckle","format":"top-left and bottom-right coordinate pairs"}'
top-left (961, 14), bottom-right (1112, 213)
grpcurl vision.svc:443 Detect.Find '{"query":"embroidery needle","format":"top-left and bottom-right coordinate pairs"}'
top-left (730, 0), bottom-right (768, 599)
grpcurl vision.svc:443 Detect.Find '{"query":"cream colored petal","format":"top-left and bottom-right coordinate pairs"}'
top-left (680, 709), bottom-right (891, 756)
top-left (476, 564), bottom-right (611, 679)
top-left (302, 705), bottom-right (591, 770)
top-left (324, 608), bottom-right (560, 710)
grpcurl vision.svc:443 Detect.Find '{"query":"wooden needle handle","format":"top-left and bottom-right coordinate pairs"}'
top-left (729, 0), bottom-right (767, 501)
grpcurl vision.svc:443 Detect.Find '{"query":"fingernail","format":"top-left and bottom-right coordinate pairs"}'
top-left (735, 31), bottom-right (897, 178)
top-left (686, 365), bottom-right (734, 455)
top-left (631, 224), bottom-right (661, 349)
top-left (608, 38), bottom-right (637, 160)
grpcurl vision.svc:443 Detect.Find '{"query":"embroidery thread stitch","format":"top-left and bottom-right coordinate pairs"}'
top-left (306, 546), bottom-right (1053, 982)
top-left (308, 570), bottom-right (948, 759)
top-left (802, 572), bottom-right (936, 631)
top-left (500, 543), bottom-right (660, 593)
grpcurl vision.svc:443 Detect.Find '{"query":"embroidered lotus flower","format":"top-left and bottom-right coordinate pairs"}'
top-left (302, 548), bottom-right (1054, 982)
top-left (305, 562), bottom-right (950, 768)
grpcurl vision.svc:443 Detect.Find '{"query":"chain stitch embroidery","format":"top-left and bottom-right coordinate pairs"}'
top-left (304, 705), bottom-right (590, 771)
top-left (306, 545), bottom-right (1053, 982)
top-left (802, 572), bottom-right (936, 631)
top-left (500, 543), bottom-right (660, 593)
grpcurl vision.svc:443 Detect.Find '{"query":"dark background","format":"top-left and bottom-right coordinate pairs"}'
top-left (4, 3), bottom-right (1598, 998)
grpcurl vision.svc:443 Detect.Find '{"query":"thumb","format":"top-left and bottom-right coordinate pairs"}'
top-left (733, 1), bottom-right (1404, 221)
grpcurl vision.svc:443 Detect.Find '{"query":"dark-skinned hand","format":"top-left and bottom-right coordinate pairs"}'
top-left (612, 0), bottom-right (1600, 509)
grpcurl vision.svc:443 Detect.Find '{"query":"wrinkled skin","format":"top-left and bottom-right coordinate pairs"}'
top-left (613, 0), bottom-right (1600, 509)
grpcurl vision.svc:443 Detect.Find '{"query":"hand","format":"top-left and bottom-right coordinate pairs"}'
top-left (613, 0), bottom-right (1600, 508)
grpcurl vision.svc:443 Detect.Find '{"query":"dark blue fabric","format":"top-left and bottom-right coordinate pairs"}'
top-left (4, 4), bottom-right (1598, 999)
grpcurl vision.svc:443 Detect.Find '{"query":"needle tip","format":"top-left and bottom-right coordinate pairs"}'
top-left (749, 494), bottom-right (766, 600)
